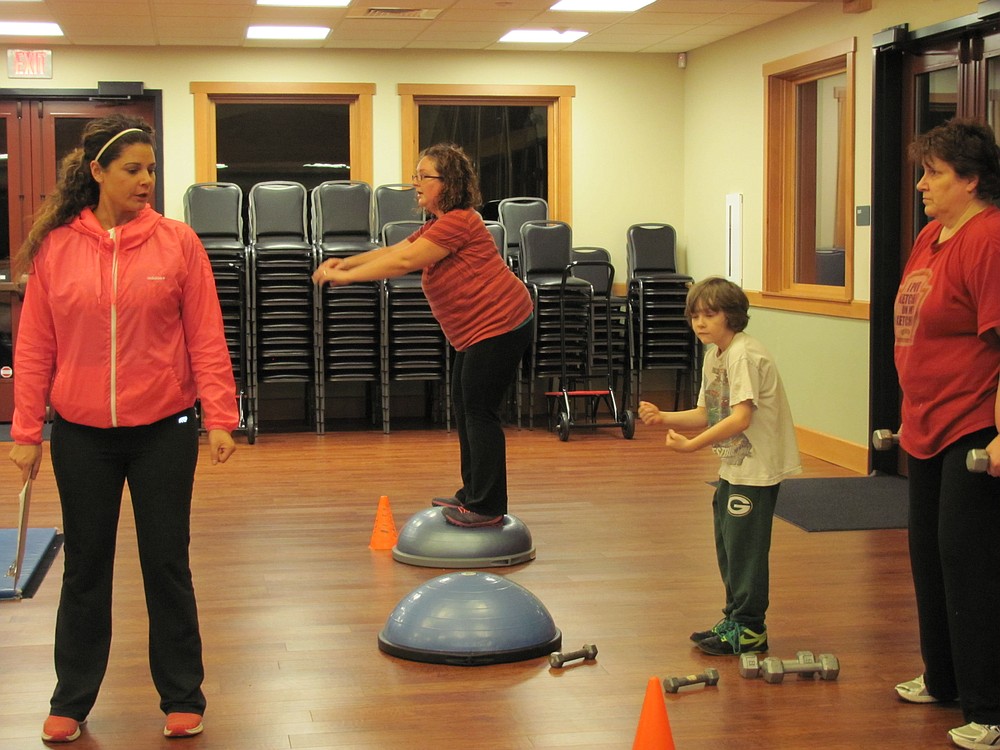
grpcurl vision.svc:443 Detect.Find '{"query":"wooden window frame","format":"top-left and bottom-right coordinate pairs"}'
top-left (757, 39), bottom-right (869, 320)
top-left (190, 82), bottom-right (375, 185)
top-left (397, 84), bottom-right (574, 222)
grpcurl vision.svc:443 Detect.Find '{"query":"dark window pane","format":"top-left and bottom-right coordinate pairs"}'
top-left (216, 102), bottom-right (351, 196)
top-left (418, 105), bottom-right (547, 215)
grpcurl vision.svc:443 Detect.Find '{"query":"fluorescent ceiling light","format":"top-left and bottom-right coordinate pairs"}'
top-left (500, 29), bottom-right (587, 43)
top-left (304, 162), bottom-right (350, 169)
top-left (0, 21), bottom-right (63, 36)
top-left (551, 0), bottom-right (654, 9)
top-left (247, 25), bottom-right (330, 40)
top-left (257, 0), bottom-right (351, 6)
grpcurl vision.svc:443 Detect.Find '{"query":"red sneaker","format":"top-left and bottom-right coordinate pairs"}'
top-left (163, 712), bottom-right (203, 738)
top-left (41, 715), bottom-right (83, 743)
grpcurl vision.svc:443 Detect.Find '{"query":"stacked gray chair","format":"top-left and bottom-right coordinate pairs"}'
top-left (518, 220), bottom-right (592, 428)
top-left (373, 183), bottom-right (421, 242)
top-left (248, 181), bottom-right (317, 430)
top-left (379, 220), bottom-right (450, 434)
top-left (571, 247), bottom-right (630, 404)
top-left (310, 180), bottom-right (382, 433)
top-left (182, 181), bottom-right (256, 443)
top-left (625, 223), bottom-right (697, 409)
top-left (498, 197), bottom-right (548, 275)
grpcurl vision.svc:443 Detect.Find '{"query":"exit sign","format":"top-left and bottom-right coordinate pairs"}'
top-left (7, 49), bottom-right (52, 79)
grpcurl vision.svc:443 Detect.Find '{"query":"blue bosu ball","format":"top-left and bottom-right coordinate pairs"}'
top-left (392, 508), bottom-right (535, 568)
top-left (378, 571), bottom-right (561, 666)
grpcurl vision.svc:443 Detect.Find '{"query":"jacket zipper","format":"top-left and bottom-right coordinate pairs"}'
top-left (110, 228), bottom-right (119, 427)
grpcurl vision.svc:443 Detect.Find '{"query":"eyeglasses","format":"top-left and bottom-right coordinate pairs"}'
top-left (411, 173), bottom-right (442, 183)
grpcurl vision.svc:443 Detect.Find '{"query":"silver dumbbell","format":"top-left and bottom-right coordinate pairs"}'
top-left (759, 651), bottom-right (840, 684)
top-left (663, 668), bottom-right (720, 693)
top-left (871, 429), bottom-right (899, 451)
top-left (548, 644), bottom-right (598, 668)
top-left (968, 449), bottom-right (990, 473)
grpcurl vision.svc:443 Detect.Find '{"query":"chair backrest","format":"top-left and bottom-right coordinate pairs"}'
top-left (498, 196), bottom-right (548, 259)
top-left (571, 247), bottom-right (614, 295)
top-left (519, 219), bottom-right (572, 280)
top-left (249, 181), bottom-right (308, 243)
top-left (483, 220), bottom-right (506, 257)
top-left (626, 222), bottom-right (677, 278)
top-left (381, 220), bottom-right (424, 247)
top-left (373, 184), bottom-right (421, 241)
top-left (310, 180), bottom-right (372, 242)
top-left (183, 182), bottom-right (244, 242)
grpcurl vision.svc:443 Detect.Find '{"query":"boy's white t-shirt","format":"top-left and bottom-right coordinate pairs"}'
top-left (697, 331), bottom-right (802, 487)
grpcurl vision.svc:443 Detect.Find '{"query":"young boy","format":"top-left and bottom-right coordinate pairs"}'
top-left (638, 276), bottom-right (801, 656)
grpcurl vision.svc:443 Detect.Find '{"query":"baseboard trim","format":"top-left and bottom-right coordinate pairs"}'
top-left (795, 425), bottom-right (868, 475)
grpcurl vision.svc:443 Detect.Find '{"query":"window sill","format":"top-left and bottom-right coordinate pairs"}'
top-left (745, 290), bottom-right (869, 320)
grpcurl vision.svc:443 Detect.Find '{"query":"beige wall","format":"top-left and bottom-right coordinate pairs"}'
top-left (6, 46), bottom-right (684, 272)
top-left (3, 0), bottom-right (980, 463)
top-left (682, 0), bottom-right (978, 460)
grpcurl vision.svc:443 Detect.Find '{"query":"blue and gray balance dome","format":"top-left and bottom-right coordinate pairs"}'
top-left (391, 508), bottom-right (535, 568)
top-left (378, 571), bottom-right (561, 666)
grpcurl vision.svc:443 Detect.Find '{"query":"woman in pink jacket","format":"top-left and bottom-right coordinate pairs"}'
top-left (8, 114), bottom-right (238, 743)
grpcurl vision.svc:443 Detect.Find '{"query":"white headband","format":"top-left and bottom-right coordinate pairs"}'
top-left (94, 127), bottom-right (145, 163)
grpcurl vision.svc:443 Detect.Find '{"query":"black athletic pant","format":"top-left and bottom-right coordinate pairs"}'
top-left (712, 479), bottom-right (778, 631)
top-left (48, 408), bottom-right (205, 720)
top-left (907, 426), bottom-right (1000, 724)
top-left (451, 319), bottom-right (532, 517)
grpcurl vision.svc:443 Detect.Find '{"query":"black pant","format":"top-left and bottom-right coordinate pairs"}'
top-left (907, 426), bottom-right (1000, 724)
top-left (451, 320), bottom-right (532, 516)
top-left (712, 480), bottom-right (778, 631)
top-left (48, 408), bottom-right (205, 720)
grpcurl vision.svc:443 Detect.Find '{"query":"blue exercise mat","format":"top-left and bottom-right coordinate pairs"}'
top-left (0, 527), bottom-right (63, 600)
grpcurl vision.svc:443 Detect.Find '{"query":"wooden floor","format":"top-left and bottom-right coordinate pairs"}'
top-left (0, 421), bottom-right (963, 749)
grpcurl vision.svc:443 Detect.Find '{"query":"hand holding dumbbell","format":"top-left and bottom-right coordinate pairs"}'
top-left (758, 651), bottom-right (840, 684)
top-left (663, 667), bottom-right (720, 693)
top-left (548, 644), bottom-right (598, 668)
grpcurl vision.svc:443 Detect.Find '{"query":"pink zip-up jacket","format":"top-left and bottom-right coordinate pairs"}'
top-left (11, 205), bottom-right (238, 444)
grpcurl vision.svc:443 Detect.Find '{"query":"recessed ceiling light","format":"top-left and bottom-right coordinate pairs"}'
top-left (257, 0), bottom-right (351, 6)
top-left (247, 25), bottom-right (330, 40)
top-left (0, 21), bottom-right (63, 36)
top-left (551, 0), bottom-right (655, 10)
top-left (500, 29), bottom-right (587, 44)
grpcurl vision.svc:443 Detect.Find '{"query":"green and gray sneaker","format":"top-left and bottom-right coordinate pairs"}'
top-left (689, 618), bottom-right (730, 644)
top-left (697, 621), bottom-right (767, 656)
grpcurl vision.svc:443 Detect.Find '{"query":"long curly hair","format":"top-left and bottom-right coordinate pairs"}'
top-left (418, 143), bottom-right (482, 214)
top-left (14, 114), bottom-right (154, 276)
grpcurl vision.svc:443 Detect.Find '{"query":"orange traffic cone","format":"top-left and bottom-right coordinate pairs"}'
top-left (369, 495), bottom-right (398, 550)
top-left (632, 676), bottom-right (676, 750)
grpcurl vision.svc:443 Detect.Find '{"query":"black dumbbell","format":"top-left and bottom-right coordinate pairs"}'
top-left (760, 651), bottom-right (840, 684)
top-left (663, 668), bottom-right (720, 693)
top-left (548, 644), bottom-right (598, 668)
top-left (871, 429), bottom-right (899, 451)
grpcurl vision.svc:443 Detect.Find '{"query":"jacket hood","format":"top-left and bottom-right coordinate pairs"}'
top-left (68, 205), bottom-right (163, 250)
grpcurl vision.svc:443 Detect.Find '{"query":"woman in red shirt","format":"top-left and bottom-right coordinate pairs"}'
top-left (893, 118), bottom-right (1000, 750)
top-left (314, 143), bottom-right (532, 527)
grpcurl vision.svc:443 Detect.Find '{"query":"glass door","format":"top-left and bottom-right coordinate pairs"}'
top-left (0, 97), bottom-right (156, 422)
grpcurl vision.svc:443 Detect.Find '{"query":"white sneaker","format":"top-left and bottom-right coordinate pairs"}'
top-left (949, 722), bottom-right (1000, 749)
top-left (895, 674), bottom-right (940, 704)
